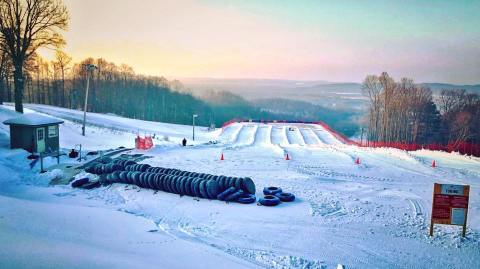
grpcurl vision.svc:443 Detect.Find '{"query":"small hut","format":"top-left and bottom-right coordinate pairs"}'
top-left (3, 113), bottom-right (64, 154)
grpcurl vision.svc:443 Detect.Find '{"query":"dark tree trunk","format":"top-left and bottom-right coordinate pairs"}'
top-left (13, 63), bottom-right (24, 113)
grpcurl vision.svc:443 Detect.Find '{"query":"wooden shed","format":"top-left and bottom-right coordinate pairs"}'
top-left (3, 114), bottom-right (64, 154)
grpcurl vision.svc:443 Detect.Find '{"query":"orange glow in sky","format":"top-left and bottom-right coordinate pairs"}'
top-left (42, 0), bottom-right (480, 84)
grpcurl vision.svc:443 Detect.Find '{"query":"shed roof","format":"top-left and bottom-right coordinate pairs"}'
top-left (3, 113), bottom-right (64, 127)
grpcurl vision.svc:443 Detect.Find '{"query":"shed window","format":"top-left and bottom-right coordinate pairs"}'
top-left (48, 125), bottom-right (58, 138)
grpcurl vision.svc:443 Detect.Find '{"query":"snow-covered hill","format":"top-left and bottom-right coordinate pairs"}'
top-left (0, 104), bottom-right (479, 269)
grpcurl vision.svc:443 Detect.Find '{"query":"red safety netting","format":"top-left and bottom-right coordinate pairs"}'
top-left (135, 136), bottom-right (154, 150)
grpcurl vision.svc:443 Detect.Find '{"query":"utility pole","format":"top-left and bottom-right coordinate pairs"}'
top-left (82, 64), bottom-right (97, 136)
top-left (192, 114), bottom-right (198, 141)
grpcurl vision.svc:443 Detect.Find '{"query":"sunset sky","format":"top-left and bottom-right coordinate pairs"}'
top-left (51, 0), bottom-right (480, 84)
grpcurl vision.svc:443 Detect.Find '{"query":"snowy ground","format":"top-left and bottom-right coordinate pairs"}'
top-left (0, 104), bottom-right (479, 269)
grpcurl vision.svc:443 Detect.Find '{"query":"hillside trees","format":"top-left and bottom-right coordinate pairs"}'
top-left (362, 73), bottom-right (478, 147)
top-left (439, 89), bottom-right (480, 145)
top-left (362, 73), bottom-right (441, 144)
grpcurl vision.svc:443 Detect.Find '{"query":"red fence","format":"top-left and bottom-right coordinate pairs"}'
top-left (222, 119), bottom-right (480, 157)
top-left (354, 141), bottom-right (480, 157)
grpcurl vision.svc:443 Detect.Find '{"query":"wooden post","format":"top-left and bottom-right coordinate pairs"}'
top-left (429, 183), bottom-right (437, 236)
top-left (40, 153), bottom-right (44, 173)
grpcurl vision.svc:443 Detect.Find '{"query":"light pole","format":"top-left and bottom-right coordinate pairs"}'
top-left (82, 64), bottom-right (98, 136)
top-left (192, 114), bottom-right (198, 141)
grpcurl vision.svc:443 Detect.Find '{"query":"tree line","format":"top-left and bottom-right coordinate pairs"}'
top-left (362, 72), bottom-right (479, 147)
top-left (0, 53), bottom-right (277, 127)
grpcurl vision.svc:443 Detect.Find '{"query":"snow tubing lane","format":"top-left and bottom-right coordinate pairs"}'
top-left (276, 192), bottom-right (295, 202)
top-left (263, 186), bottom-right (282, 195)
top-left (259, 195), bottom-right (281, 206)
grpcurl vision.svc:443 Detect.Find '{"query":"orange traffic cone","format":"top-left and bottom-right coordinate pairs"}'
top-left (431, 160), bottom-right (436, 167)
top-left (355, 157), bottom-right (360, 164)
top-left (285, 153), bottom-right (290, 160)
top-left (220, 153), bottom-right (224, 161)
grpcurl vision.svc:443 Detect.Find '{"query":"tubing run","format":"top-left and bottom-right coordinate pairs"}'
top-left (221, 119), bottom-right (480, 157)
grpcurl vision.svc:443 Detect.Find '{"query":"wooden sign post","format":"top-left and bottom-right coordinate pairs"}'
top-left (430, 183), bottom-right (470, 237)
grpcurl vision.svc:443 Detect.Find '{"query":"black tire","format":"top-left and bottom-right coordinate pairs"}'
top-left (152, 174), bottom-right (160, 190)
top-left (225, 190), bottom-right (244, 202)
top-left (147, 173), bottom-right (156, 189)
top-left (146, 167), bottom-right (155, 173)
top-left (184, 177), bottom-right (194, 196)
top-left (126, 171), bottom-right (134, 183)
top-left (71, 177), bottom-right (89, 188)
top-left (233, 177), bottom-right (242, 189)
top-left (172, 176), bottom-right (180, 193)
top-left (199, 180), bottom-right (209, 198)
top-left (276, 192), bottom-right (295, 202)
top-left (226, 177), bottom-right (236, 189)
top-left (176, 177), bottom-right (185, 195)
top-left (192, 178), bottom-right (202, 197)
top-left (263, 186), bottom-right (282, 195)
top-left (175, 177), bottom-right (184, 194)
top-left (139, 172), bottom-right (146, 186)
top-left (205, 180), bottom-right (220, 199)
top-left (111, 171), bottom-right (121, 182)
top-left (124, 160), bottom-right (136, 167)
top-left (259, 195), bottom-right (281, 206)
top-left (161, 175), bottom-right (170, 192)
top-left (241, 177), bottom-right (256, 194)
top-left (165, 176), bottom-right (173, 193)
top-left (217, 176), bottom-right (227, 190)
top-left (119, 171), bottom-right (128, 183)
top-left (189, 178), bottom-right (198, 196)
top-left (133, 172), bottom-right (141, 186)
top-left (159, 174), bottom-right (168, 191)
top-left (237, 193), bottom-right (256, 204)
top-left (217, 187), bottom-right (237, 201)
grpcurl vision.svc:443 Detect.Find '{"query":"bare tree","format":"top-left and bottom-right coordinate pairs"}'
top-left (0, 0), bottom-right (68, 112)
top-left (0, 47), bottom-right (10, 104)
top-left (52, 49), bottom-right (71, 106)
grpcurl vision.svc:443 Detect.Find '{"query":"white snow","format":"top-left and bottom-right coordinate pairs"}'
top-left (0, 104), bottom-right (479, 269)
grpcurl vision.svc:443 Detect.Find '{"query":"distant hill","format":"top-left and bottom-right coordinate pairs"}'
top-left (422, 83), bottom-right (480, 94)
top-left (181, 78), bottom-right (479, 108)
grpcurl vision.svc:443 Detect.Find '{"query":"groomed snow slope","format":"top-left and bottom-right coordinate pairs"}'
top-left (1, 104), bottom-right (479, 269)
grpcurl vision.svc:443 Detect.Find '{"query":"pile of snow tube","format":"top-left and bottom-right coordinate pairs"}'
top-left (259, 186), bottom-right (295, 206)
top-left (80, 159), bottom-right (256, 203)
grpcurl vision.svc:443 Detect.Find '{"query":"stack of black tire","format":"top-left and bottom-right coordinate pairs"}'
top-left (85, 158), bottom-right (256, 203)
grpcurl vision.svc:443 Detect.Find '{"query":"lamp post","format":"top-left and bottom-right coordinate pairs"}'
top-left (192, 114), bottom-right (198, 141)
top-left (82, 64), bottom-right (98, 136)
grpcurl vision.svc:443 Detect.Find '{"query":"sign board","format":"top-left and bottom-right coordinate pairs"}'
top-left (430, 183), bottom-right (470, 237)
